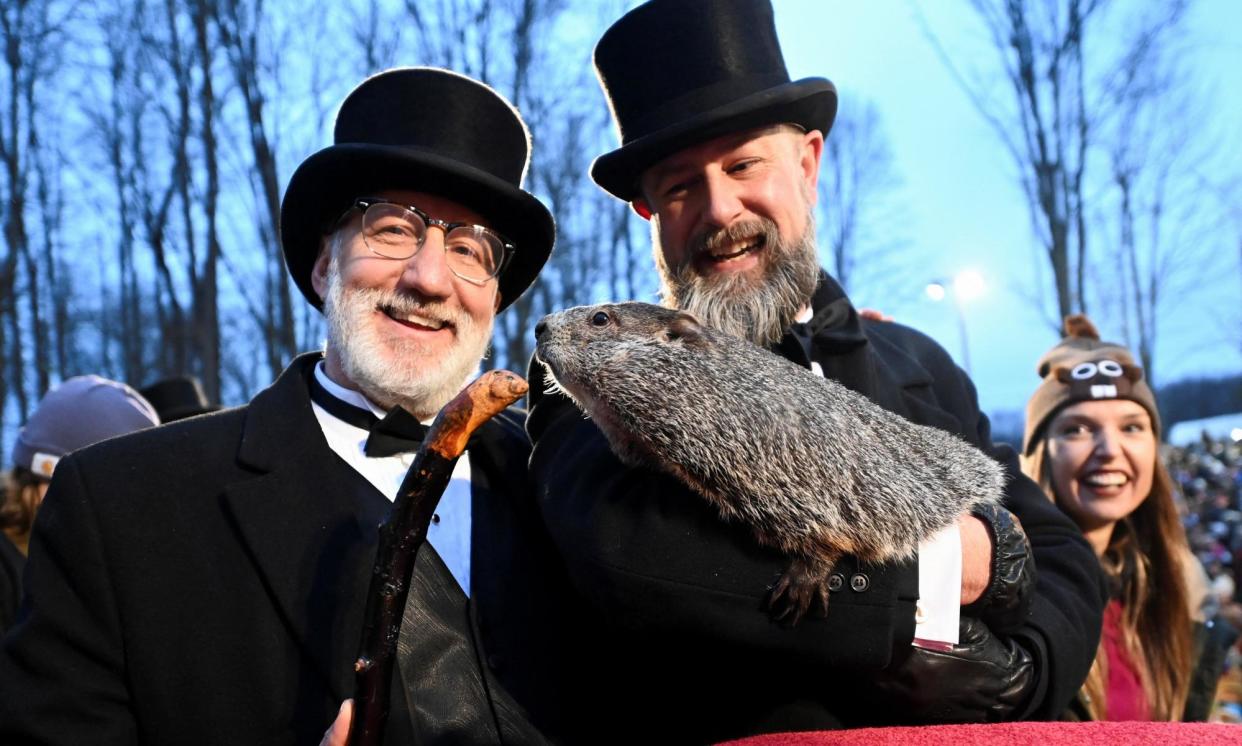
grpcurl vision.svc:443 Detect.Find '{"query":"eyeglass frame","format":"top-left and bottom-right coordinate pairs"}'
top-left (332, 197), bottom-right (515, 285)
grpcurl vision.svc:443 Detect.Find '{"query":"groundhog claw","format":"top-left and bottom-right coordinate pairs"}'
top-left (767, 558), bottom-right (832, 626)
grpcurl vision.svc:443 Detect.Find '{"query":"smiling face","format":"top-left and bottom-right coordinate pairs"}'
top-left (635, 125), bottom-right (823, 346)
top-left (1044, 399), bottom-right (1158, 555)
top-left (311, 189), bottom-right (500, 419)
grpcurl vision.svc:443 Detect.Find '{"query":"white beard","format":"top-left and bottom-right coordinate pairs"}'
top-left (322, 257), bottom-right (494, 418)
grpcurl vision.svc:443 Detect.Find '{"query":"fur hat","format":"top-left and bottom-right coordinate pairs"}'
top-left (590, 0), bottom-right (838, 201)
top-left (1023, 315), bottom-right (1160, 455)
top-left (11, 376), bottom-right (160, 478)
top-left (279, 67), bottom-right (555, 313)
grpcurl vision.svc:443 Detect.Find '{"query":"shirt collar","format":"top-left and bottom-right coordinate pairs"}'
top-left (313, 361), bottom-right (387, 419)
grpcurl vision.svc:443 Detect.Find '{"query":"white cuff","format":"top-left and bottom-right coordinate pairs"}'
top-left (913, 522), bottom-right (961, 647)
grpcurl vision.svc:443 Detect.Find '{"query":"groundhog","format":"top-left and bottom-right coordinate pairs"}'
top-left (534, 301), bottom-right (1006, 624)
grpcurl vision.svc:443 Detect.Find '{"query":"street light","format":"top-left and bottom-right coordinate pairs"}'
top-left (925, 270), bottom-right (986, 376)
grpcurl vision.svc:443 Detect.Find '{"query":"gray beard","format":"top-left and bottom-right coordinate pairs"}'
top-left (322, 257), bottom-right (493, 419)
top-left (656, 217), bottom-right (820, 347)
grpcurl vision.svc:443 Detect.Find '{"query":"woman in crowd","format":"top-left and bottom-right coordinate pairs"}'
top-left (1, 376), bottom-right (160, 633)
top-left (1021, 314), bottom-right (1234, 721)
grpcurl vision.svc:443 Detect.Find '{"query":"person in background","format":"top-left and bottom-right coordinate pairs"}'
top-left (0, 376), bottom-right (159, 633)
top-left (138, 375), bottom-right (221, 423)
top-left (1022, 314), bottom-right (1237, 721)
top-left (0, 471), bottom-right (19, 636)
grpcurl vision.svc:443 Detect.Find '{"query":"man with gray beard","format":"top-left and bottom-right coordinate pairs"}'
top-left (0, 68), bottom-right (574, 745)
top-left (525, 1), bottom-right (1105, 742)
top-left (657, 205), bottom-right (820, 349)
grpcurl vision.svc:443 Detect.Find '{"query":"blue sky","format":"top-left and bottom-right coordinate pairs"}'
top-left (769, 1), bottom-right (1242, 415)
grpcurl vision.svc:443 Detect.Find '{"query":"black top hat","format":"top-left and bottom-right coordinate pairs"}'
top-left (280, 67), bottom-right (555, 313)
top-left (139, 376), bottom-right (220, 422)
top-left (591, 0), bottom-right (838, 201)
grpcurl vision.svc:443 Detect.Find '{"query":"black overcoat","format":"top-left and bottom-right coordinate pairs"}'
top-left (0, 353), bottom-right (569, 745)
top-left (526, 273), bottom-right (1108, 743)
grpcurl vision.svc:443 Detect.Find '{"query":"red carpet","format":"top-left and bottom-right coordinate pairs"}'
top-left (718, 721), bottom-right (1242, 745)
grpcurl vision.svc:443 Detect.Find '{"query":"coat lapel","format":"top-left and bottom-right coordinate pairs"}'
top-left (466, 410), bottom-right (528, 507)
top-left (806, 273), bottom-right (968, 439)
top-left (220, 354), bottom-right (385, 702)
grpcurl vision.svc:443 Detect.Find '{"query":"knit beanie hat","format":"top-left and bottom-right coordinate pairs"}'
top-left (1023, 315), bottom-right (1160, 455)
top-left (11, 376), bottom-right (160, 479)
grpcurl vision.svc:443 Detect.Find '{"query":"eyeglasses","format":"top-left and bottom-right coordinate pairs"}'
top-left (341, 198), bottom-right (513, 285)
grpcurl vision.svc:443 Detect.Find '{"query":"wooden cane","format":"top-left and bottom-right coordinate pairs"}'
top-left (347, 369), bottom-right (528, 746)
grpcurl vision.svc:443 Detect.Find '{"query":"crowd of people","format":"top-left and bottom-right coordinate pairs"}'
top-left (1168, 432), bottom-right (1242, 721)
top-left (1173, 433), bottom-right (1242, 609)
top-left (0, 1), bottom-right (1237, 743)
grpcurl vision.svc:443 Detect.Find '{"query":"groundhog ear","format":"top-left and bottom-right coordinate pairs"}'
top-left (665, 312), bottom-right (705, 345)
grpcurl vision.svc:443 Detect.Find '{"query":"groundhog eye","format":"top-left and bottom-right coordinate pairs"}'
top-left (591, 311), bottom-right (610, 326)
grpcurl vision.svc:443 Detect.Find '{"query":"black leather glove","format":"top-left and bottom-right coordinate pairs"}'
top-left (871, 616), bottom-right (1038, 723)
top-left (963, 503), bottom-right (1035, 636)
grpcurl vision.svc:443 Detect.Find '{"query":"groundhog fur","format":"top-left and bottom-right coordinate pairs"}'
top-left (535, 301), bottom-right (1005, 624)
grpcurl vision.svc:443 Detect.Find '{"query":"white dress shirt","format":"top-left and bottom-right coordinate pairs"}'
top-left (309, 363), bottom-right (473, 595)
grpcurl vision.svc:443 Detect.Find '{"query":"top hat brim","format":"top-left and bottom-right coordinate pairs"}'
top-left (591, 78), bottom-right (837, 202)
top-left (280, 143), bottom-right (554, 313)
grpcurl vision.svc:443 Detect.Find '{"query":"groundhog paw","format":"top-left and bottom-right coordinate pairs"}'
top-left (767, 558), bottom-right (831, 626)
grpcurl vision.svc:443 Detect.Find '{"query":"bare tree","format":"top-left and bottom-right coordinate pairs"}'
top-left (31, 110), bottom-right (65, 382)
top-left (214, 0), bottom-right (298, 378)
top-left (88, 0), bottom-right (149, 383)
top-left (1098, 67), bottom-right (1204, 386)
top-left (349, 0), bottom-right (402, 73)
top-left (815, 97), bottom-right (909, 302)
top-left (188, 0), bottom-right (223, 402)
top-left (0, 0), bottom-right (73, 449)
top-left (120, 0), bottom-right (203, 383)
top-left (920, 0), bottom-right (1192, 330)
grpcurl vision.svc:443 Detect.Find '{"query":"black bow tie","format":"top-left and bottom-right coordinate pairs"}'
top-left (309, 374), bottom-right (428, 457)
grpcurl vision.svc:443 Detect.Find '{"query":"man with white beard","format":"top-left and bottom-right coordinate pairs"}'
top-left (524, 1), bottom-right (1106, 742)
top-left (0, 68), bottom-right (569, 745)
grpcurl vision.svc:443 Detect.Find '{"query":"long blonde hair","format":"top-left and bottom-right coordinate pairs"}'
top-left (1023, 445), bottom-right (1194, 720)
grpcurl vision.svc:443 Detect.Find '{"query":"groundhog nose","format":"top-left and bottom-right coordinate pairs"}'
top-left (534, 318), bottom-right (548, 338)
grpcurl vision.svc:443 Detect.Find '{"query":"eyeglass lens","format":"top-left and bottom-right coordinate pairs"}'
top-left (361, 202), bottom-right (504, 282)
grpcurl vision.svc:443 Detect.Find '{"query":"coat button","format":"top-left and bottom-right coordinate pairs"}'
top-left (431, 514), bottom-right (441, 525)
top-left (850, 573), bottom-right (870, 592)
top-left (827, 573), bottom-right (845, 592)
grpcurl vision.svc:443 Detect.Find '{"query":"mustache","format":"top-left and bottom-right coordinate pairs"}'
top-left (357, 288), bottom-right (464, 329)
top-left (687, 218), bottom-right (780, 259)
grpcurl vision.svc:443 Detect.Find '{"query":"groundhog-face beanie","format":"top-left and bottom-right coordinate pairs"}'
top-left (1022, 315), bottom-right (1160, 455)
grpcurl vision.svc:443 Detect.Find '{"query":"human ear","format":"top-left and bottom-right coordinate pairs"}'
top-left (799, 129), bottom-right (825, 203)
top-left (310, 237), bottom-right (333, 302)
